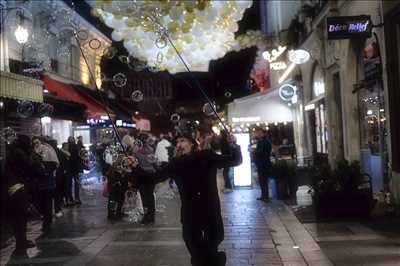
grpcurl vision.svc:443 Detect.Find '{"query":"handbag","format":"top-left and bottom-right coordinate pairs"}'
top-left (102, 182), bottom-right (109, 198)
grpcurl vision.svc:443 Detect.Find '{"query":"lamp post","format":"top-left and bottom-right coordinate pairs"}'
top-left (0, 4), bottom-right (30, 71)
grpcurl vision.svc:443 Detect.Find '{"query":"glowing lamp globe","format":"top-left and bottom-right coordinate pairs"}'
top-left (15, 26), bottom-right (29, 44)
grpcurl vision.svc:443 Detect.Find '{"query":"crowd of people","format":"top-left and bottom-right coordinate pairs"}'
top-left (4, 135), bottom-right (86, 250)
top-left (3, 122), bottom-right (281, 266)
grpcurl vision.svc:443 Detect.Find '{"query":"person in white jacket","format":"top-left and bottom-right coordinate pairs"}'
top-left (155, 134), bottom-right (171, 164)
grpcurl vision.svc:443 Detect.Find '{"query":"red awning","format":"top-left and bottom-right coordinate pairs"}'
top-left (43, 76), bottom-right (115, 119)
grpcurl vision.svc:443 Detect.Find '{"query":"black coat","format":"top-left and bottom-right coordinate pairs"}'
top-left (143, 145), bottom-right (242, 227)
top-left (253, 136), bottom-right (272, 171)
top-left (68, 143), bottom-right (81, 175)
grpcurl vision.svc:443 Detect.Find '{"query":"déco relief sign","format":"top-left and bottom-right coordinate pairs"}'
top-left (327, 15), bottom-right (372, 40)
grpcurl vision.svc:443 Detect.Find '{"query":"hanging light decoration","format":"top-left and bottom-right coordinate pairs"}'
top-left (92, 0), bottom-right (253, 73)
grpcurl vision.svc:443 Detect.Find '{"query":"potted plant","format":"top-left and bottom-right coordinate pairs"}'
top-left (310, 160), bottom-right (374, 219)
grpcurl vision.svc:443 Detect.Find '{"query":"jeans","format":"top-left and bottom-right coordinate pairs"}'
top-left (257, 167), bottom-right (269, 199)
top-left (222, 168), bottom-right (232, 189)
top-left (39, 189), bottom-right (54, 229)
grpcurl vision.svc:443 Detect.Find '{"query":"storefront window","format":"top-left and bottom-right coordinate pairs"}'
top-left (311, 64), bottom-right (328, 155)
top-left (358, 40), bottom-right (388, 192)
top-left (359, 41), bottom-right (387, 155)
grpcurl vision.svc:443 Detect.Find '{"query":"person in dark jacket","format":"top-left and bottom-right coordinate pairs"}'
top-left (106, 156), bottom-right (129, 220)
top-left (135, 132), bottom-right (242, 266)
top-left (252, 127), bottom-right (272, 201)
top-left (5, 135), bottom-right (36, 251)
top-left (135, 133), bottom-right (157, 225)
top-left (68, 136), bottom-right (81, 205)
top-left (220, 130), bottom-right (233, 193)
top-left (54, 142), bottom-right (70, 216)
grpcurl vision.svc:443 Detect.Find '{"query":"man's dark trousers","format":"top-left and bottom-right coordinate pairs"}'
top-left (257, 167), bottom-right (269, 199)
top-left (182, 219), bottom-right (226, 266)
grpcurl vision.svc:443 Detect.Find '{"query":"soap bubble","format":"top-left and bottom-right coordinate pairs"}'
top-left (156, 52), bottom-right (163, 64)
top-left (155, 36), bottom-right (167, 49)
top-left (224, 91), bottom-right (232, 98)
top-left (101, 129), bottom-right (115, 140)
top-left (113, 73), bottom-right (127, 88)
top-left (118, 55), bottom-right (128, 64)
top-left (38, 103), bottom-right (54, 116)
top-left (146, 137), bottom-right (156, 146)
top-left (202, 102), bottom-right (217, 116)
top-left (103, 46), bottom-right (117, 59)
top-left (89, 38), bottom-right (101, 50)
top-left (17, 101), bottom-right (34, 118)
top-left (76, 29), bottom-right (89, 41)
top-left (31, 123), bottom-right (42, 136)
top-left (79, 149), bottom-right (89, 159)
top-left (147, 154), bottom-right (157, 164)
top-left (0, 127), bottom-right (17, 144)
top-left (170, 113), bottom-right (180, 123)
top-left (147, 66), bottom-right (159, 73)
top-left (131, 90), bottom-right (144, 102)
top-left (127, 56), bottom-right (146, 71)
top-left (132, 139), bottom-right (143, 152)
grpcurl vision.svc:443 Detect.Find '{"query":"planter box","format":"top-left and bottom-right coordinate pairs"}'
top-left (314, 191), bottom-right (373, 219)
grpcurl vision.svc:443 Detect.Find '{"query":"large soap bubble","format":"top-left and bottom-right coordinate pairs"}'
top-left (0, 127), bottom-right (17, 144)
top-left (17, 101), bottom-right (34, 118)
top-left (103, 46), bottom-right (117, 59)
top-left (132, 139), bottom-right (143, 152)
top-left (131, 90), bottom-right (144, 102)
top-left (38, 103), bottom-right (54, 117)
top-left (113, 73), bottom-right (127, 88)
top-left (89, 39), bottom-right (101, 50)
top-left (202, 102), bottom-right (217, 116)
top-left (170, 113), bottom-right (180, 123)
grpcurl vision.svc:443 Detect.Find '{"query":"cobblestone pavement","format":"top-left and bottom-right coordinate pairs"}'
top-left (1, 175), bottom-right (334, 266)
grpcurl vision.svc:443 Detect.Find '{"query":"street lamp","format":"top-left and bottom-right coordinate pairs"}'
top-left (0, 5), bottom-right (29, 44)
top-left (14, 25), bottom-right (29, 44)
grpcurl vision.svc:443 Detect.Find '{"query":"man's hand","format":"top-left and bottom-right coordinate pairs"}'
top-left (122, 155), bottom-right (139, 169)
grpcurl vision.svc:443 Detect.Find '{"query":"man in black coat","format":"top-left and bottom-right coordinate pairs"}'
top-left (136, 132), bottom-right (242, 266)
top-left (68, 136), bottom-right (82, 205)
top-left (252, 127), bottom-right (272, 201)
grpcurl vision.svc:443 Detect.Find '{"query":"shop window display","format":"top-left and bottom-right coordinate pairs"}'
top-left (358, 41), bottom-right (388, 192)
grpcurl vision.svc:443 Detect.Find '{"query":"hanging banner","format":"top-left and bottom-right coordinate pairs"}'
top-left (327, 15), bottom-right (372, 40)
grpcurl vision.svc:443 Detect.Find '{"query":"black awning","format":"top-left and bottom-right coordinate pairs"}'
top-left (44, 94), bottom-right (86, 122)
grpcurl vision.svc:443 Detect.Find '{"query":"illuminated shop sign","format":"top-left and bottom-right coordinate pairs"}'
top-left (232, 116), bottom-right (261, 123)
top-left (262, 46), bottom-right (287, 63)
top-left (279, 84), bottom-right (297, 101)
top-left (327, 15), bottom-right (372, 40)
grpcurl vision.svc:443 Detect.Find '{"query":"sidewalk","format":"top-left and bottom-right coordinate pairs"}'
top-left (6, 172), bottom-right (391, 265)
